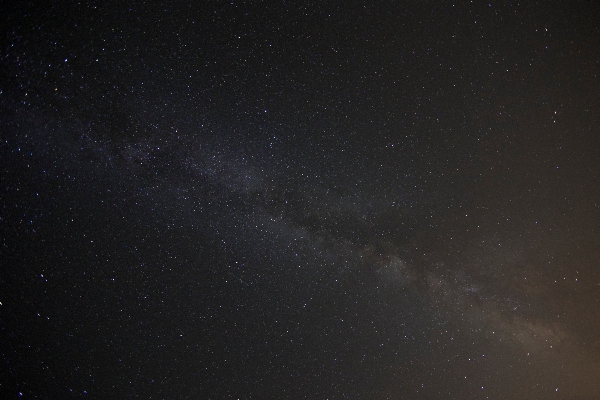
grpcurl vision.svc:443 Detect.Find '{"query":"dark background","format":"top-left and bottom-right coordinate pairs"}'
top-left (1, 1), bottom-right (599, 399)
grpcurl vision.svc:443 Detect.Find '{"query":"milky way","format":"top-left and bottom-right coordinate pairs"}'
top-left (2, 1), bottom-right (600, 399)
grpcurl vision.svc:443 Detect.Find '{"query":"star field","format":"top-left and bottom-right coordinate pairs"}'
top-left (1, 1), bottom-right (600, 399)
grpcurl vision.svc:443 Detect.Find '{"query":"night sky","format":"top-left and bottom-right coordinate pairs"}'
top-left (2, 1), bottom-right (600, 399)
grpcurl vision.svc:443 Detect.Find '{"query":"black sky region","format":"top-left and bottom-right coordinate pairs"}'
top-left (1, 1), bottom-right (600, 399)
